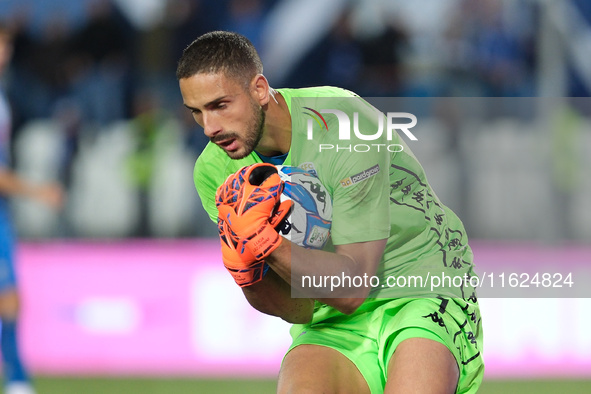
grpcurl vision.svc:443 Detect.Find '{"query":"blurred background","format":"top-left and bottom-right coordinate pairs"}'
top-left (0, 0), bottom-right (590, 392)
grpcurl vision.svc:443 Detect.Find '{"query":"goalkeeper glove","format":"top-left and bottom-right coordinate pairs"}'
top-left (216, 163), bottom-right (292, 287)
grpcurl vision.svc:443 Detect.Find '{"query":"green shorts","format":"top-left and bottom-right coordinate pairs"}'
top-left (286, 298), bottom-right (484, 394)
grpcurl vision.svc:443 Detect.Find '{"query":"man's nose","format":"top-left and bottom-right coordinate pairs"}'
top-left (202, 113), bottom-right (222, 138)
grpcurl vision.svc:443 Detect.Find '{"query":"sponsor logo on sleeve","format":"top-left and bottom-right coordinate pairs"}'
top-left (339, 164), bottom-right (380, 188)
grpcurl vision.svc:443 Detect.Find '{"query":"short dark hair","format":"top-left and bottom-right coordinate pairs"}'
top-left (176, 31), bottom-right (263, 87)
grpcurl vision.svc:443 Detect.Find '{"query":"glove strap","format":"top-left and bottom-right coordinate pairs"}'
top-left (242, 221), bottom-right (283, 260)
top-left (225, 261), bottom-right (269, 288)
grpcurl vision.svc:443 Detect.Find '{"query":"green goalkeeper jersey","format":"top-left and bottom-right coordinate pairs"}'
top-left (194, 86), bottom-right (478, 299)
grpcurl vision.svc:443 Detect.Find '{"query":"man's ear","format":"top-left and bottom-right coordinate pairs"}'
top-left (251, 74), bottom-right (270, 106)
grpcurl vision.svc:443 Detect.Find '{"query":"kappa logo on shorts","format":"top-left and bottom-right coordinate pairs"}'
top-left (340, 164), bottom-right (380, 188)
top-left (423, 311), bottom-right (449, 333)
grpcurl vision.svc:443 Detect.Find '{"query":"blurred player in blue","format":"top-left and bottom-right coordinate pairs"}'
top-left (0, 22), bottom-right (64, 394)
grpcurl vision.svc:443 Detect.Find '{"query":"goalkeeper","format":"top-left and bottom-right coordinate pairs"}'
top-left (178, 31), bottom-right (483, 394)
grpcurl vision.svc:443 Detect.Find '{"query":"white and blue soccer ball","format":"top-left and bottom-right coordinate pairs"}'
top-left (275, 165), bottom-right (332, 249)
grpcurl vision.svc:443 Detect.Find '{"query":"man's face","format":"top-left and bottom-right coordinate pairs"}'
top-left (179, 72), bottom-right (264, 160)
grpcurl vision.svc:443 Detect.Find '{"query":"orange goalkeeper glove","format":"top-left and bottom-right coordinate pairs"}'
top-left (216, 217), bottom-right (268, 287)
top-left (216, 163), bottom-right (292, 287)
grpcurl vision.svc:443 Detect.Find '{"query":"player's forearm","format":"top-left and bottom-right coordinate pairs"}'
top-left (0, 169), bottom-right (35, 197)
top-left (266, 241), bottom-right (376, 314)
top-left (0, 169), bottom-right (64, 209)
top-left (241, 268), bottom-right (314, 324)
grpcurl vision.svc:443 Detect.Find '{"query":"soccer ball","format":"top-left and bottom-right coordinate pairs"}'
top-left (275, 165), bottom-right (332, 249)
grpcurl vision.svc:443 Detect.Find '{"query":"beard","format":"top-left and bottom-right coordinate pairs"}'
top-left (212, 102), bottom-right (265, 160)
